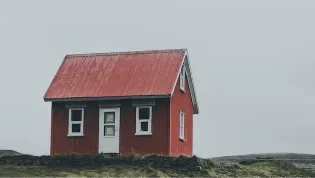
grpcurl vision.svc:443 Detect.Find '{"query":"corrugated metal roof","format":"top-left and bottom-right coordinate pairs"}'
top-left (44, 49), bottom-right (186, 100)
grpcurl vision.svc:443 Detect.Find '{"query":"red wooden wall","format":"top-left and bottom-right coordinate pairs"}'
top-left (50, 99), bottom-right (170, 156)
top-left (119, 99), bottom-right (170, 156)
top-left (170, 74), bottom-right (194, 157)
top-left (50, 102), bottom-right (99, 155)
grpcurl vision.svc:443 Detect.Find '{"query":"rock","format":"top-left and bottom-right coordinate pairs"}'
top-left (195, 166), bottom-right (202, 171)
top-left (0, 159), bottom-right (5, 165)
top-left (24, 160), bottom-right (33, 166)
top-left (34, 160), bottom-right (41, 166)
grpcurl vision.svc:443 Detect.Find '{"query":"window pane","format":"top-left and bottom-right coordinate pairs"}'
top-left (181, 66), bottom-right (184, 76)
top-left (180, 77), bottom-right (184, 89)
top-left (180, 113), bottom-right (184, 125)
top-left (104, 112), bottom-right (115, 124)
top-left (139, 108), bottom-right (150, 119)
top-left (72, 124), bottom-right (81, 133)
top-left (140, 122), bottom-right (148, 131)
top-left (71, 110), bottom-right (82, 121)
top-left (104, 125), bottom-right (115, 136)
top-left (180, 127), bottom-right (183, 137)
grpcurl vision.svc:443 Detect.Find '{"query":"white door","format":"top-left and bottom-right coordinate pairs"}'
top-left (99, 108), bottom-right (120, 153)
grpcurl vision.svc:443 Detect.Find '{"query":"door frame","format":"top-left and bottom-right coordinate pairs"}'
top-left (98, 107), bottom-right (120, 153)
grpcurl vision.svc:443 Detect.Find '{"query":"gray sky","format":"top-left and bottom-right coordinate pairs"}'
top-left (1, 0), bottom-right (315, 158)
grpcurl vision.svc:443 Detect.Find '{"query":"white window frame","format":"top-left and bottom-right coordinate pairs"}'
top-left (180, 65), bottom-right (185, 91)
top-left (179, 111), bottom-right (185, 140)
top-left (135, 106), bottom-right (152, 135)
top-left (67, 108), bottom-right (84, 137)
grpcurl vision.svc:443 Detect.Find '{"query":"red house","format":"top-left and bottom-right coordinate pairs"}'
top-left (43, 48), bottom-right (199, 157)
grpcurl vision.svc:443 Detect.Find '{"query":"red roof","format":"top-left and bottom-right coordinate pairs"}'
top-left (44, 49), bottom-right (186, 100)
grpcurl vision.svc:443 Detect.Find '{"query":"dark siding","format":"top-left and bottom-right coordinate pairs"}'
top-left (50, 99), bottom-right (170, 156)
top-left (170, 74), bottom-right (194, 157)
top-left (120, 99), bottom-right (170, 156)
top-left (51, 102), bottom-right (99, 155)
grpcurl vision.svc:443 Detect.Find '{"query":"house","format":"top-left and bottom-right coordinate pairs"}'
top-left (43, 48), bottom-right (199, 157)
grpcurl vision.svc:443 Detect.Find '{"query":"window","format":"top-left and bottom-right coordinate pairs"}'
top-left (104, 112), bottom-right (116, 136)
top-left (68, 108), bottom-right (84, 136)
top-left (179, 111), bottom-right (184, 140)
top-left (180, 65), bottom-right (185, 91)
top-left (135, 106), bottom-right (152, 135)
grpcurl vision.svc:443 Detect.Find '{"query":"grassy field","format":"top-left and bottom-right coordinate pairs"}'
top-left (212, 152), bottom-right (315, 173)
top-left (212, 153), bottom-right (315, 162)
top-left (0, 159), bottom-right (314, 177)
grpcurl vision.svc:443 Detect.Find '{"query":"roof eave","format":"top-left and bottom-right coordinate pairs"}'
top-left (193, 105), bottom-right (199, 114)
top-left (186, 51), bottom-right (200, 114)
top-left (43, 94), bottom-right (171, 102)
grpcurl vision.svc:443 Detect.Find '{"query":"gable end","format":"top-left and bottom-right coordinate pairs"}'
top-left (171, 49), bottom-right (199, 114)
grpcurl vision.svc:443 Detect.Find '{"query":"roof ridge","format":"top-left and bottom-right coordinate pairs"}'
top-left (65, 48), bottom-right (186, 58)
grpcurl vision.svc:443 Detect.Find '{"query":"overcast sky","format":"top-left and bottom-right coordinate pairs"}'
top-left (1, 0), bottom-right (315, 158)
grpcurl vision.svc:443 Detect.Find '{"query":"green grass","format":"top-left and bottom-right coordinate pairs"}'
top-left (237, 161), bottom-right (314, 177)
top-left (212, 152), bottom-right (315, 175)
top-left (0, 160), bottom-right (313, 177)
top-left (212, 152), bottom-right (315, 162)
top-left (0, 165), bottom-right (188, 177)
